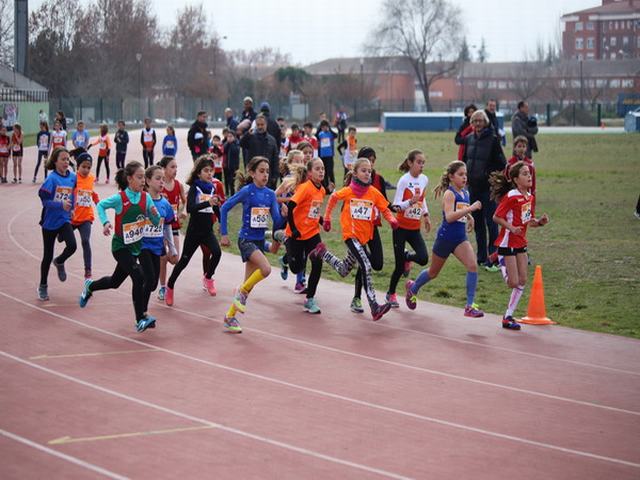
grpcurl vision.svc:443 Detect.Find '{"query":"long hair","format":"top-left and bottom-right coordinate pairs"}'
top-left (344, 157), bottom-right (370, 186)
top-left (489, 161), bottom-right (528, 201)
top-left (158, 156), bottom-right (175, 169)
top-left (434, 161), bottom-right (466, 198)
top-left (398, 149), bottom-right (423, 173)
top-left (45, 147), bottom-right (69, 171)
top-left (236, 156), bottom-right (270, 190)
top-left (186, 155), bottom-right (215, 186)
top-left (115, 161), bottom-right (143, 191)
top-left (280, 149), bottom-right (303, 177)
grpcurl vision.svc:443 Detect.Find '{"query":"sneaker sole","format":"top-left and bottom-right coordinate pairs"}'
top-left (136, 318), bottom-right (156, 332)
top-left (304, 307), bottom-right (321, 314)
top-left (224, 325), bottom-right (243, 334)
top-left (372, 304), bottom-right (392, 321)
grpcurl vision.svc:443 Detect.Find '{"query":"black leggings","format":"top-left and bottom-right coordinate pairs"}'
top-left (96, 155), bottom-right (110, 180)
top-left (116, 151), bottom-right (126, 169)
top-left (90, 248), bottom-right (146, 321)
top-left (34, 151), bottom-right (49, 180)
top-left (388, 227), bottom-right (429, 294)
top-left (139, 249), bottom-right (161, 314)
top-left (143, 150), bottom-right (154, 168)
top-left (40, 223), bottom-right (77, 286)
top-left (223, 168), bottom-right (236, 196)
top-left (73, 221), bottom-right (92, 271)
top-left (168, 231), bottom-right (221, 289)
top-left (321, 156), bottom-right (335, 190)
top-left (355, 227), bottom-right (383, 299)
top-left (285, 234), bottom-right (323, 299)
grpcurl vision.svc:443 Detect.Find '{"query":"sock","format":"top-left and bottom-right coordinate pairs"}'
top-left (505, 285), bottom-right (525, 317)
top-left (226, 303), bottom-right (237, 318)
top-left (466, 271), bottom-right (478, 306)
top-left (241, 269), bottom-right (265, 294)
top-left (412, 270), bottom-right (431, 294)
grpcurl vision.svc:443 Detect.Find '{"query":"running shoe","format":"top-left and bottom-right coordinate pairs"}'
top-left (79, 279), bottom-right (92, 308)
top-left (204, 277), bottom-right (217, 296)
top-left (201, 275), bottom-right (208, 291)
top-left (84, 269), bottom-right (92, 280)
top-left (105, 178), bottom-right (110, 184)
top-left (273, 230), bottom-right (286, 244)
top-left (484, 263), bottom-right (500, 273)
top-left (308, 242), bottom-right (327, 261)
top-left (405, 280), bottom-right (417, 310)
top-left (294, 282), bottom-right (306, 294)
top-left (157, 286), bottom-right (166, 301)
top-left (233, 289), bottom-right (248, 313)
top-left (350, 297), bottom-right (364, 313)
top-left (371, 302), bottom-right (392, 321)
top-left (53, 259), bottom-right (67, 282)
top-left (464, 304), bottom-right (485, 318)
top-left (303, 297), bottom-right (321, 314)
top-left (165, 287), bottom-right (174, 306)
top-left (37, 284), bottom-right (49, 302)
top-left (136, 315), bottom-right (156, 332)
top-left (385, 293), bottom-right (400, 308)
top-left (224, 315), bottom-right (242, 333)
top-left (279, 255), bottom-right (288, 280)
top-left (32, 177), bottom-right (36, 183)
top-left (488, 251), bottom-right (499, 265)
top-left (502, 315), bottom-right (521, 330)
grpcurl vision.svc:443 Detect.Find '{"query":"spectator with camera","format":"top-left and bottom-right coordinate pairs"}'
top-left (511, 101), bottom-right (539, 158)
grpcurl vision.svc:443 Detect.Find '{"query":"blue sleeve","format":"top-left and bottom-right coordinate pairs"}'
top-left (220, 186), bottom-right (248, 236)
top-left (97, 193), bottom-right (123, 225)
top-left (38, 179), bottom-right (62, 210)
top-left (146, 193), bottom-right (161, 225)
top-left (270, 191), bottom-right (282, 226)
top-left (162, 198), bottom-right (174, 224)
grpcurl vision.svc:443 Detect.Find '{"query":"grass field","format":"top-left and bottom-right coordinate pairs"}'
top-left (222, 131), bottom-right (640, 339)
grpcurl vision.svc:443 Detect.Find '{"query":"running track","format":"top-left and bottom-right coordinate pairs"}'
top-left (1, 131), bottom-right (639, 479)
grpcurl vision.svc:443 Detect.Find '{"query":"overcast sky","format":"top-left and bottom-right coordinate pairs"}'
top-left (31, 0), bottom-right (601, 65)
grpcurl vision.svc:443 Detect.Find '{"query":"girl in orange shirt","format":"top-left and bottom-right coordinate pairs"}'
top-left (71, 152), bottom-right (100, 279)
top-left (90, 124), bottom-right (112, 183)
top-left (309, 157), bottom-right (399, 321)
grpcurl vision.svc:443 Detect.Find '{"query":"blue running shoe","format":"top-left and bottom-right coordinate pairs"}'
top-left (303, 297), bottom-right (321, 314)
top-left (224, 315), bottom-right (242, 333)
top-left (157, 286), bottom-right (166, 301)
top-left (79, 279), bottom-right (93, 308)
top-left (279, 255), bottom-right (288, 280)
top-left (136, 315), bottom-right (156, 332)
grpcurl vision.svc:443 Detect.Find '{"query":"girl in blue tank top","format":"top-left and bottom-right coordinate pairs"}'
top-left (405, 161), bottom-right (485, 318)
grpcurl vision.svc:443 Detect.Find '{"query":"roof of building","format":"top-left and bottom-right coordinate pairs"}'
top-left (305, 56), bottom-right (416, 76)
top-left (562, 0), bottom-right (640, 18)
top-left (0, 64), bottom-right (48, 91)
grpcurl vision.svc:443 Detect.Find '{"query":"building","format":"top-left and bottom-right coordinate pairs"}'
top-left (561, 0), bottom-right (640, 60)
top-left (0, 64), bottom-right (49, 134)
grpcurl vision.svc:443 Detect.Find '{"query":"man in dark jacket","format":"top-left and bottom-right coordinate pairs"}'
top-left (511, 101), bottom-right (539, 158)
top-left (463, 110), bottom-right (506, 269)
top-left (484, 99), bottom-right (505, 146)
top-left (225, 108), bottom-right (239, 132)
top-left (241, 97), bottom-right (257, 123)
top-left (187, 111), bottom-right (208, 161)
top-left (239, 114), bottom-right (279, 188)
top-left (258, 101), bottom-right (282, 150)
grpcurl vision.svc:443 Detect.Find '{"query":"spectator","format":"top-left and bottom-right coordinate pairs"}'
top-left (511, 100), bottom-right (539, 158)
top-left (225, 107), bottom-right (239, 132)
top-left (187, 111), bottom-right (208, 161)
top-left (259, 102), bottom-right (282, 154)
top-left (55, 111), bottom-right (67, 132)
top-left (484, 99), bottom-right (505, 146)
top-left (239, 114), bottom-right (279, 188)
top-left (241, 97), bottom-right (257, 123)
top-left (454, 104), bottom-right (477, 161)
top-left (463, 110), bottom-right (506, 270)
top-left (335, 107), bottom-right (348, 144)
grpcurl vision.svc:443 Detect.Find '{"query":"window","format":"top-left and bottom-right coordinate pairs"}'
top-left (611, 36), bottom-right (617, 47)
top-left (575, 22), bottom-right (583, 31)
top-left (477, 81), bottom-right (485, 89)
top-left (623, 36), bottom-right (629, 46)
top-left (596, 79), bottom-right (607, 87)
top-left (586, 22), bottom-right (594, 30)
top-left (609, 21), bottom-right (613, 30)
top-left (610, 79), bottom-right (620, 88)
top-left (586, 52), bottom-right (595, 60)
top-left (587, 38), bottom-right (595, 49)
top-left (498, 81), bottom-right (507, 90)
top-left (577, 53), bottom-right (584, 60)
top-left (615, 21), bottom-right (619, 30)
top-left (622, 79), bottom-right (634, 88)
top-left (576, 38), bottom-right (584, 49)
top-left (637, 36), bottom-right (640, 48)
top-left (488, 81), bottom-right (497, 89)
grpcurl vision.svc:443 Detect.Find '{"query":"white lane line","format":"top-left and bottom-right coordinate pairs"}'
top-left (0, 351), bottom-right (412, 480)
top-left (7, 206), bottom-right (640, 378)
top-left (2, 292), bottom-right (640, 470)
top-left (0, 428), bottom-right (129, 480)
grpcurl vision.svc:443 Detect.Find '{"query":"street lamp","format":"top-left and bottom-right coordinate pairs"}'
top-left (136, 53), bottom-right (142, 120)
top-left (360, 57), bottom-right (364, 113)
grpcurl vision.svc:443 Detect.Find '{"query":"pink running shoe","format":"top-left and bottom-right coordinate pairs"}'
top-left (464, 304), bottom-right (484, 318)
top-left (308, 242), bottom-right (327, 261)
top-left (204, 277), bottom-right (216, 296)
top-left (371, 302), bottom-right (392, 321)
top-left (405, 280), bottom-right (417, 310)
top-left (165, 287), bottom-right (174, 306)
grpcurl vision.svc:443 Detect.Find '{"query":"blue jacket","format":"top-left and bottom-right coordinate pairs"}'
top-left (220, 183), bottom-right (282, 241)
top-left (162, 135), bottom-right (178, 156)
top-left (39, 170), bottom-right (77, 230)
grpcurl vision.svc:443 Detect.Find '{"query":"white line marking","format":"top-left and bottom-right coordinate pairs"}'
top-left (0, 351), bottom-right (412, 480)
top-left (2, 292), bottom-right (640, 469)
top-left (0, 428), bottom-right (129, 480)
top-left (7, 206), bottom-right (640, 378)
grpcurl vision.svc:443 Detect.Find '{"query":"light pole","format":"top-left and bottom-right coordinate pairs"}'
top-left (360, 57), bottom-right (364, 110)
top-left (136, 53), bottom-right (142, 120)
top-left (579, 58), bottom-right (584, 108)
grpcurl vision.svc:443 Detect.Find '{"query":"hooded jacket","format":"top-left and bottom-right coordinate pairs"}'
top-left (463, 128), bottom-right (506, 192)
top-left (187, 120), bottom-right (208, 158)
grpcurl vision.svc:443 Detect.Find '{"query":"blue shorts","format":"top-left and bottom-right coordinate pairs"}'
top-left (238, 238), bottom-right (266, 263)
top-left (432, 236), bottom-right (467, 259)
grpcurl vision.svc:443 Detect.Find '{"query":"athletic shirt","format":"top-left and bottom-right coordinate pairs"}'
top-left (220, 183), bottom-right (282, 241)
top-left (94, 134), bottom-right (112, 157)
top-left (334, 185), bottom-right (391, 245)
top-left (317, 131), bottom-right (334, 157)
top-left (506, 156), bottom-right (536, 196)
top-left (39, 170), bottom-right (77, 230)
top-left (0, 135), bottom-right (9, 157)
top-left (436, 186), bottom-right (470, 243)
top-left (393, 172), bottom-right (429, 231)
top-left (162, 135), bottom-right (177, 156)
top-left (494, 189), bottom-right (535, 249)
top-left (142, 128), bottom-right (155, 151)
top-left (113, 191), bottom-right (149, 255)
top-left (285, 179), bottom-right (325, 240)
top-left (11, 132), bottom-right (23, 152)
top-left (162, 179), bottom-right (182, 229)
top-left (51, 130), bottom-right (67, 149)
top-left (72, 130), bottom-right (90, 149)
top-left (142, 196), bottom-right (174, 256)
top-left (37, 131), bottom-right (51, 152)
top-left (72, 173), bottom-right (99, 225)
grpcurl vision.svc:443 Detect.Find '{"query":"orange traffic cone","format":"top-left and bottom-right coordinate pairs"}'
top-left (519, 265), bottom-right (555, 325)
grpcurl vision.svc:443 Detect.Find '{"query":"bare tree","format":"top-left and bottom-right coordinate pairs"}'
top-left (367, 0), bottom-right (463, 111)
top-left (0, 0), bottom-right (13, 67)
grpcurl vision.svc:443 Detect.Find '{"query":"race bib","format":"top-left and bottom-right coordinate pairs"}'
top-left (320, 138), bottom-right (330, 149)
top-left (122, 219), bottom-right (145, 244)
top-left (171, 203), bottom-right (178, 219)
top-left (38, 137), bottom-right (49, 149)
top-left (250, 207), bottom-right (270, 228)
top-left (214, 159), bottom-right (222, 169)
top-left (404, 203), bottom-right (423, 220)
top-left (165, 140), bottom-right (175, 150)
top-left (99, 141), bottom-right (106, 150)
top-left (54, 186), bottom-right (73, 203)
top-left (350, 199), bottom-right (373, 221)
top-left (12, 144), bottom-right (21, 152)
top-left (456, 202), bottom-right (469, 223)
top-left (521, 202), bottom-right (532, 224)
top-left (0, 144), bottom-right (8, 154)
top-left (144, 217), bottom-right (164, 238)
top-left (308, 200), bottom-right (322, 219)
top-left (143, 132), bottom-right (154, 143)
top-left (76, 189), bottom-right (93, 207)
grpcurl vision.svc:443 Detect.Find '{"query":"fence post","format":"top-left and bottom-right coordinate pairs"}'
top-left (353, 101), bottom-right (357, 123)
top-left (546, 103), bottom-right (551, 126)
top-left (100, 97), bottom-right (104, 123)
top-left (79, 98), bottom-right (83, 121)
top-left (597, 103), bottom-right (602, 127)
top-left (572, 103), bottom-right (576, 126)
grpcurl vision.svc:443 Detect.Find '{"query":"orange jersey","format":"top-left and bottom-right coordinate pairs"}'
top-left (72, 173), bottom-right (99, 225)
top-left (91, 134), bottom-right (112, 157)
top-left (285, 180), bottom-right (325, 240)
top-left (347, 135), bottom-right (357, 153)
top-left (330, 185), bottom-right (393, 245)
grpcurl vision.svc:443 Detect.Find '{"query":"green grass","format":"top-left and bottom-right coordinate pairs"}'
top-left (219, 131), bottom-right (640, 338)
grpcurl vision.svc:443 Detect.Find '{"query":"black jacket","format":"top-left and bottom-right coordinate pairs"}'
top-left (239, 131), bottom-right (279, 182)
top-left (463, 128), bottom-right (506, 191)
top-left (242, 108), bottom-right (257, 123)
top-left (223, 140), bottom-right (240, 172)
top-left (511, 111), bottom-right (539, 156)
top-left (187, 120), bottom-right (208, 158)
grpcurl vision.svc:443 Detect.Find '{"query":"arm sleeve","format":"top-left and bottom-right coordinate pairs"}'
top-left (270, 192), bottom-right (283, 227)
top-left (140, 131), bottom-right (145, 146)
top-left (219, 187), bottom-right (247, 236)
top-left (494, 196), bottom-right (511, 220)
top-left (392, 176), bottom-right (410, 209)
top-left (97, 193), bottom-right (123, 225)
top-left (163, 224), bottom-right (178, 256)
top-left (123, 131), bottom-right (129, 145)
top-left (186, 186), bottom-right (210, 213)
top-left (146, 194), bottom-right (161, 226)
top-left (38, 186), bottom-right (62, 210)
top-left (286, 200), bottom-right (300, 235)
top-left (152, 130), bottom-right (157, 146)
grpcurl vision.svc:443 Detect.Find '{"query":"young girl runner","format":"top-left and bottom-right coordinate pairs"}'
top-left (162, 125), bottom-right (178, 157)
top-left (164, 156), bottom-right (222, 306)
top-left (51, 120), bottom-right (67, 151)
top-left (310, 157), bottom-right (398, 321)
top-left (140, 165), bottom-right (177, 321)
top-left (0, 125), bottom-right (9, 183)
top-left (387, 149), bottom-right (431, 307)
top-left (404, 161), bottom-right (484, 317)
top-left (219, 156), bottom-right (284, 333)
top-left (10, 123), bottom-right (24, 183)
top-left (91, 124), bottom-right (112, 183)
top-left (490, 162), bottom-right (549, 330)
top-left (37, 147), bottom-right (77, 301)
top-left (72, 152), bottom-right (100, 279)
top-left (34, 122), bottom-right (51, 182)
top-left (79, 161), bottom-right (160, 332)
top-left (157, 156), bottom-right (187, 300)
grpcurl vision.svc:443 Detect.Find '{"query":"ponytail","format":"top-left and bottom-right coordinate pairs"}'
top-left (489, 161), bottom-right (527, 201)
top-left (434, 160), bottom-right (465, 198)
top-left (398, 149), bottom-right (423, 172)
top-left (115, 161), bottom-right (143, 191)
top-left (236, 156), bottom-right (269, 191)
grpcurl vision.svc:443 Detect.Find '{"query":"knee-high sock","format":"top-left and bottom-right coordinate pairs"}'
top-left (412, 270), bottom-right (431, 294)
top-left (241, 269), bottom-right (265, 294)
top-left (466, 271), bottom-right (478, 306)
top-left (505, 285), bottom-right (525, 317)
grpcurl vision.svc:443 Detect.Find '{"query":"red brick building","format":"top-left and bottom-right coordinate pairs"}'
top-left (561, 0), bottom-right (640, 60)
